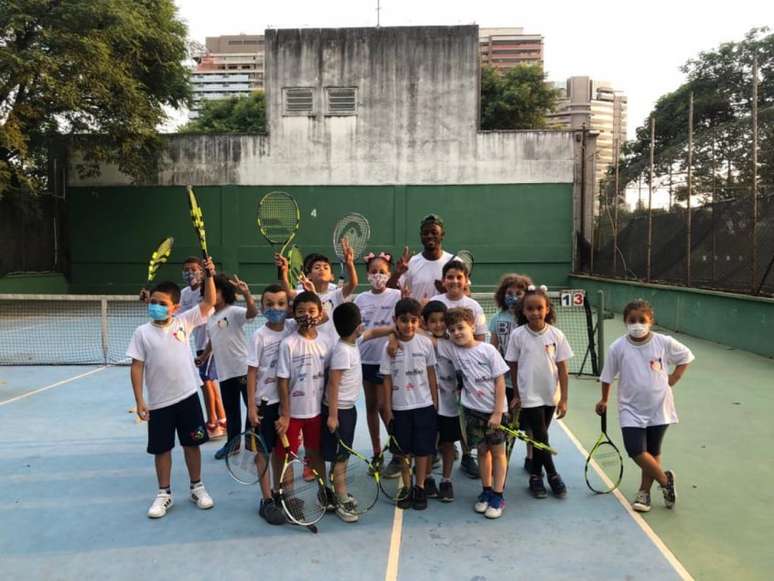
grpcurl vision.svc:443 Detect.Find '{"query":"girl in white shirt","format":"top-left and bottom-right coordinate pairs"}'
top-left (597, 299), bottom-right (693, 512)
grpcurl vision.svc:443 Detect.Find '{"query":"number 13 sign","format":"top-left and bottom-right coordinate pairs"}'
top-left (560, 289), bottom-right (585, 307)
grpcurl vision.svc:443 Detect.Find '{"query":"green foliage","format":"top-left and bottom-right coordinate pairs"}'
top-left (0, 0), bottom-right (191, 199)
top-left (480, 64), bottom-right (559, 130)
top-left (180, 92), bottom-right (266, 134)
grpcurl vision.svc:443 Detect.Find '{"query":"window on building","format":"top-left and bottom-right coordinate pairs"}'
top-left (283, 87), bottom-right (315, 115)
top-left (325, 87), bottom-right (357, 115)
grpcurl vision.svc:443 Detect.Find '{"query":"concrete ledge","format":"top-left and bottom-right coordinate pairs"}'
top-left (0, 273), bottom-right (69, 294)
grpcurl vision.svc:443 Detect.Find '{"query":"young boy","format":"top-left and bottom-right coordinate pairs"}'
top-left (381, 298), bottom-right (439, 511)
top-left (245, 283), bottom-right (294, 525)
top-left (446, 307), bottom-right (510, 519)
top-left (127, 257), bottom-right (217, 519)
top-left (429, 260), bottom-right (487, 341)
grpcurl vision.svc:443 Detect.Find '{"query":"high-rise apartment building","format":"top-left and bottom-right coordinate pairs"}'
top-left (479, 27), bottom-right (544, 71)
top-left (189, 34), bottom-right (265, 118)
top-left (547, 76), bottom-right (627, 191)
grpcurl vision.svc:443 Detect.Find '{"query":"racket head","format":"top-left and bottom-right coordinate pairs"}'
top-left (328, 436), bottom-right (380, 515)
top-left (257, 191), bottom-right (300, 245)
top-left (287, 244), bottom-right (304, 287)
top-left (146, 236), bottom-right (174, 284)
top-left (376, 436), bottom-right (412, 503)
top-left (225, 429), bottom-right (270, 485)
top-left (453, 250), bottom-right (474, 276)
top-left (585, 438), bottom-right (624, 494)
top-left (186, 186), bottom-right (208, 256)
top-left (332, 213), bottom-right (370, 260)
top-left (278, 441), bottom-right (327, 526)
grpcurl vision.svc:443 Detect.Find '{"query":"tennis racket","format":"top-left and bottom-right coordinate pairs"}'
top-left (497, 422), bottom-right (557, 455)
top-left (327, 430), bottom-right (380, 515)
top-left (375, 423), bottom-right (411, 503)
top-left (453, 249), bottom-right (474, 276)
top-left (140, 236), bottom-right (174, 300)
top-left (585, 411), bottom-right (624, 494)
top-left (332, 213), bottom-right (370, 286)
top-left (276, 433), bottom-right (327, 533)
top-left (287, 244), bottom-right (304, 288)
top-left (257, 191), bottom-right (300, 277)
top-left (186, 186), bottom-right (211, 278)
top-left (225, 402), bottom-right (270, 485)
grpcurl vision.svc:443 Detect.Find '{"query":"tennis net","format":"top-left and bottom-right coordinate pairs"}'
top-left (0, 290), bottom-right (599, 375)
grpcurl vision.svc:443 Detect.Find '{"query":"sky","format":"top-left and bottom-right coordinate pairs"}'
top-left (173, 0), bottom-right (773, 139)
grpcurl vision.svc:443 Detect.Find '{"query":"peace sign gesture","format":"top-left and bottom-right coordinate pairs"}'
top-left (228, 275), bottom-right (250, 297)
top-left (395, 245), bottom-right (411, 276)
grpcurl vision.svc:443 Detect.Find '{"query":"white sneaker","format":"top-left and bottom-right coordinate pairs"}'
top-left (148, 490), bottom-right (173, 518)
top-left (473, 490), bottom-right (490, 513)
top-left (190, 482), bottom-right (214, 509)
top-left (632, 491), bottom-right (651, 512)
top-left (335, 499), bottom-right (359, 523)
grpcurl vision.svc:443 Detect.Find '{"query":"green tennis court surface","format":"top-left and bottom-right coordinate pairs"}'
top-left (1, 315), bottom-right (771, 580)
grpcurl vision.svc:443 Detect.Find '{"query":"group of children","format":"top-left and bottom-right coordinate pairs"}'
top-left (128, 238), bottom-right (694, 523)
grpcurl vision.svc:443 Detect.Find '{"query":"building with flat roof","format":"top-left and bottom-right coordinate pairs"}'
top-left (479, 27), bottom-right (543, 71)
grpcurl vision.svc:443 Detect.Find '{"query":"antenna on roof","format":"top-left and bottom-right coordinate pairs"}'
top-left (377, 0), bottom-right (381, 27)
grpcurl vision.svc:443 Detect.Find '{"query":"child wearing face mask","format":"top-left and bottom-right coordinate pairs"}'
top-left (597, 299), bottom-right (694, 513)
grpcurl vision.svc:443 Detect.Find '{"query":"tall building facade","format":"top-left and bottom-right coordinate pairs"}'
top-left (190, 34), bottom-right (265, 118)
top-left (547, 77), bottom-right (627, 191)
top-left (479, 27), bottom-right (544, 71)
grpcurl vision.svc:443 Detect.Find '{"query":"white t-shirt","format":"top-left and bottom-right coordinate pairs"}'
top-left (276, 333), bottom-right (330, 419)
top-left (297, 282), bottom-right (337, 293)
top-left (354, 288), bottom-right (401, 364)
top-left (317, 287), bottom-right (350, 352)
top-left (429, 293), bottom-right (488, 337)
top-left (435, 339), bottom-right (460, 417)
top-left (180, 285), bottom-right (208, 351)
top-left (206, 305), bottom-right (253, 381)
top-left (505, 324), bottom-right (574, 408)
top-left (325, 340), bottom-right (362, 409)
top-left (453, 342), bottom-right (510, 414)
top-left (126, 306), bottom-right (210, 410)
top-left (247, 320), bottom-right (296, 405)
top-left (600, 333), bottom-right (694, 428)
top-left (401, 251), bottom-right (454, 301)
top-left (379, 334), bottom-right (437, 411)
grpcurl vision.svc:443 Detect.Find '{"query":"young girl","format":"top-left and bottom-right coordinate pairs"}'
top-left (597, 299), bottom-right (693, 512)
top-left (201, 274), bottom-right (259, 459)
top-left (505, 285), bottom-right (573, 498)
top-left (354, 252), bottom-right (401, 461)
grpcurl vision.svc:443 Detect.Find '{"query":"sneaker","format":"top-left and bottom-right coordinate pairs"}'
top-left (303, 459), bottom-right (315, 482)
top-left (662, 470), bottom-right (677, 509)
top-left (424, 476), bottom-right (439, 498)
top-left (461, 453), bottom-right (480, 479)
top-left (335, 499), bottom-right (360, 523)
top-left (632, 491), bottom-right (652, 513)
top-left (412, 486), bottom-right (428, 510)
top-left (438, 481), bottom-right (455, 503)
top-left (208, 427), bottom-right (227, 440)
top-left (383, 456), bottom-right (404, 479)
top-left (190, 482), bottom-right (214, 509)
top-left (548, 473), bottom-right (567, 498)
top-left (484, 493), bottom-right (505, 519)
top-left (324, 487), bottom-right (337, 512)
top-left (259, 498), bottom-right (287, 525)
top-left (147, 490), bottom-right (173, 518)
top-left (523, 457), bottom-right (532, 473)
top-left (474, 490), bottom-right (491, 513)
top-left (214, 445), bottom-right (230, 460)
top-left (397, 487), bottom-right (413, 510)
top-left (529, 475), bottom-right (547, 499)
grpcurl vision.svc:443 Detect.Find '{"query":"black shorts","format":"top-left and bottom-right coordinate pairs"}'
top-left (320, 404), bottom-right (357, 463)
top-left (147, 392), bottom-right (209, 455)
top-left (362, 364), bottom-right (384, 385)
top-left (506, 386), bottom-right (515, 404)
top-left (438, 414), bottom-right (462, 444)
top-left (621, 425), bottom-right (669, 458)
top-left (258, 401), bottom-right (280, 453)
top-left (393, 405), bottom-right (438, 457)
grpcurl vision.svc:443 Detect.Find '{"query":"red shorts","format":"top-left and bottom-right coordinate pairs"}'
top-left (281, 415), bottom-right (322, 457)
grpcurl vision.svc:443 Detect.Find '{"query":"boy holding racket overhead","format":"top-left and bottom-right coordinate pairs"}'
top-left (128, 257), bottom-right (217, 519)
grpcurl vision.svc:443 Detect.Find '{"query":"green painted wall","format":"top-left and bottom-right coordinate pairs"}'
top-left (0, 273), bottom-right (69, 294)
top-left (67, 184), bottom-right (573, 293)
top-left (570, 274), bottom-right (774, 358)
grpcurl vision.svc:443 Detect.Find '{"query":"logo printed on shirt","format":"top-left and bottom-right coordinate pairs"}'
top-left (292, 390), bottom-right (306, 397)
top-left (216, 317), bottom-right (230, 329)
top-left (650, 358), bottom-right (663, 372)
top-left (173, 326), bottom-right (187, 343)
top-left (545, 343), bottom-right (556, 357)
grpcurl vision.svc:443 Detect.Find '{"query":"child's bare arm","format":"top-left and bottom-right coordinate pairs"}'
top-left (508, 362), bottom-right (521, 410)
top-left (427, 366), bottom-right (439, 410)
top-left (341, 238), bottom-right (359, 298)
top-left (490, 374), bottom-right (506, 428)
top-left (274, 253), bottom-right (297, 300)
top-left (361, 325), bottom-right (395, 342)
top-left (276, 377), bottom-right (290, 435)
top-left (247, 366), bottom-right (260, 427)
top-left (199, 257), bottom-right (216, 314)
top-left (130, 359), bottom-right (148, 421)
top-left (596, 382), bottom-right (612, 415)
top-left (326, 370), bottom-right (342, 433)
top-left (668, 363), bottom-right (689, 387)
top-left (556, 360), bottom-right (569, 419)
top-left (382, 375), bottom-right (394, 425)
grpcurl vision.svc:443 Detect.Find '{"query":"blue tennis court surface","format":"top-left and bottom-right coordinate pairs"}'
top-left (0, 366), bottom-right (684, 580)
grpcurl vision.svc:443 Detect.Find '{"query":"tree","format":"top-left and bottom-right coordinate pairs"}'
top-left (0, 0), bottom-right (191, 199)
top-left (180, 92), bottom-right (266, 134)
top-left (480, 64), bottom-right (559, 130)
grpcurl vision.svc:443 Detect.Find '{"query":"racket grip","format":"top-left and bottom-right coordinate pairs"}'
top-left (280, 433), bottom-right (290, 449)
top-left (601, 411), bottom-right (607, 434)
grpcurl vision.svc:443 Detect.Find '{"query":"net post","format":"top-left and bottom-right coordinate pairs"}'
top-left (100, 298), bottom-right (109, 365)
top-left (597, 290), bottom-right (605, 373)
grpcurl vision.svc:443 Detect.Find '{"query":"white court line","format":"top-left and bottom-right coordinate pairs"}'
top-left (384, 504), bottom-right (405, 581)
top-left (0, 367), bottom-right (109, 406)
top-left (557, 420), bottom-right (694, 581)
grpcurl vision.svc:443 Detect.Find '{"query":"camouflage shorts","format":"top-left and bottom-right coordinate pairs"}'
top-left (463, 408), bottom-right (508, 448)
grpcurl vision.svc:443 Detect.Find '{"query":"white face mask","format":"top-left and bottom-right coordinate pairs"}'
top-left (368, 273), bottom-right (389, 291)
top-left (627, 323), bottom-right (651, 339)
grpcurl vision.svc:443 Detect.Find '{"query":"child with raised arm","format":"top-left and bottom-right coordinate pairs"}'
top-left (128, 257), bottom-right (217, 519)
top-left (597, 299), bottom-right (693, 512)
top-left (380, 298), bottom-right (439, 511)
top-left (505, 286), bottom-right (573, 499)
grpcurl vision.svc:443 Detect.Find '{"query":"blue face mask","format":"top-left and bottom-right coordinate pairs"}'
top-left (504, 295), bottom-right (520, 309)
top-left (264, 308), bottom-right (288, 325)
top-left (148, 303), bottom-right (170, 321)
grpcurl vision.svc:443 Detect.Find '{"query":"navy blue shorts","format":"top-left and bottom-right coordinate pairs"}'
top-left (438, 414), bottom-right (462, 444)
top-left (147, 392), bottom-right (209, 454)
top-left (257, 401), bottom-right (280, 453)
top-left (393, 405), bottom-right (438, 457)
top-left (621, 425), bottom-right (669, 458)
top-left (321, 404), bottom-right (357, 462)
top-left (362, 364), bottom-right (383, 385)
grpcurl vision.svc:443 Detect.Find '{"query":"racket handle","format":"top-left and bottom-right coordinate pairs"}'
top-left (601, 410), bottom-right (607, 434)
top-left (280, 433), bottom-right (290, 449)
top-left (202, 252), bottom-right (211, 278)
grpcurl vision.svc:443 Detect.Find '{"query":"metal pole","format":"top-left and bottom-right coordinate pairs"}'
top-left (597, 290), bottom-right (605, 372)
top-left (752, 55), bottom-right (758, 291)
top-left (613, 115), bottom-right (620, 275)
top-left (687, 92), bottom-right (694, 285)
top-left (647, 115), bottom-right (655, 282)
